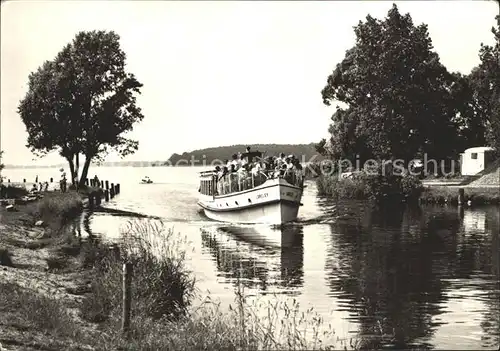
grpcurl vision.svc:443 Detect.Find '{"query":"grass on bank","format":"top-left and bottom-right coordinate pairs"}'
top-left (419, 186), bottom-right (500, 205)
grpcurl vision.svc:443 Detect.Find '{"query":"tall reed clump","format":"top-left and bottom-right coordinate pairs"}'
top-left (80, 220), bottom-right (196, 324)
top-left (31, 192), bottom-right (83, 228)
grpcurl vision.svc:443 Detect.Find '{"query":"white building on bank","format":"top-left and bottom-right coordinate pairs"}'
top-left (460, 146), bottom-right (496, 176)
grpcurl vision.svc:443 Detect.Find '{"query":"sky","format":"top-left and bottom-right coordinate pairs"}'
top-left (1, 0), bottom-right (498, 166)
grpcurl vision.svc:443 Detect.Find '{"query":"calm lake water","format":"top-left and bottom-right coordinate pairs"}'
top-left (4, 166), bottom-right (500, 350)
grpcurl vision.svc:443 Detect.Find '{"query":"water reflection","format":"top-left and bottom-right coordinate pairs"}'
top-left (323, 202), bottom-right (500, 349)
top-left (200, 224), bottom-right (304, 294)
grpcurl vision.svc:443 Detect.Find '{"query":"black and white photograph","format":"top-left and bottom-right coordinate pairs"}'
top-left (0, 0), bottom-right (499, 350)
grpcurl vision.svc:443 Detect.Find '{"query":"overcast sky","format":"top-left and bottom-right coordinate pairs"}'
top-left (1, 0), bottom-right (498, 165)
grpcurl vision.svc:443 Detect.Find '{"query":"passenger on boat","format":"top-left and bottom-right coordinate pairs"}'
top-left (230, 154), bottom-right (239, 168)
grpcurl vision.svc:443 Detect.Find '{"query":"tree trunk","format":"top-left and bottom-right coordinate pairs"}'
top-left (66, 156), bottom-right (75, 184)
top-left (75, 153), bottom-right (80, 185)
top-left (79, 155), bottom-right (92, 189)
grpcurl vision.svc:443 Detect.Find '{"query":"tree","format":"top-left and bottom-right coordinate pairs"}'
top-left (18, 31), bottom-right (144, 187)
top-left (468, 12), bottom-right (500, 154)
top-left (320, 4), bottom-right (461, 165)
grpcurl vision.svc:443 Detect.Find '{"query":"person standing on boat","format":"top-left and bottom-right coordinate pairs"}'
top-left (230, 154), bottom-right (239, 169)
top-left (276, 153), bottom-right (286, 169)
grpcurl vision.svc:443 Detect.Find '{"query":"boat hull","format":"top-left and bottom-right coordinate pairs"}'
top-left (198, 178), bottom-right (302, 225)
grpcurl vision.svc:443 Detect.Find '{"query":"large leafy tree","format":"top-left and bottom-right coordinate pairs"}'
top-left (468, 11), bottom-right (500, 154)
top-left (18, 31), bottom-right (144, 187)
top-left (320, 4), bottom-right (461, 164)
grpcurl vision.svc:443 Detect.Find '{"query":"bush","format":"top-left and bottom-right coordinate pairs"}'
top-left (317, 170), bottom-right (423, 203)
top-left (30, 192), bottom-right (83, 227)
top-left (0, 184), bottom-right (28, 199)
top-left (80, 220), bottom-right (196, 324)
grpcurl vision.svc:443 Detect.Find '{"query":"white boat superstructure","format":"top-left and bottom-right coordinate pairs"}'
top-left (197, 151), bottom-right (304, 225)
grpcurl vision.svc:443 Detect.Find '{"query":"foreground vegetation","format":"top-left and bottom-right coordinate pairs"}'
top-left (0, 195), bottom-right (352, 350)
top-left (316, 169), bottom-right (424, 204)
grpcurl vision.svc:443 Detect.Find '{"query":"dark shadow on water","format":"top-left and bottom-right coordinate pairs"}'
top-left (200, 224), bottom-right (304, 294)
top-left (318, 199), bottom-right (500, 350)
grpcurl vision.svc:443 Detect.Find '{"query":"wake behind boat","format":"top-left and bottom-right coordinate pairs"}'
top-left (197, 148), bottom-right (304, 225)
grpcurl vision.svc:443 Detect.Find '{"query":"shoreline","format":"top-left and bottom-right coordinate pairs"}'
top-left (0, 190), bottom-right (97, 350)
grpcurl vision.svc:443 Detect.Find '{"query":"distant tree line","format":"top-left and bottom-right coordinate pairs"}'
top-left (316, 4), bottom-right (500, 166)
top-left (166, 144), bottom-right (325, 166)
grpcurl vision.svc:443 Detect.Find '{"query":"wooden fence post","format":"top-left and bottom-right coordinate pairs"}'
top-left (110, 183), bottom-right (115, 198)
top-left (88, 193), bottom-right (94, 208)
top-left (458, 188), bottom-right (465, 205)
top-left (101, 180), bottom-right (104, 188)
top-left (116, 183), bottom-right (120, 195)
top-left (122, 262), bottom-right (133, 335)
top-left (104, 189), bottom-right (109, 201)
top-left (105, 180), bottom-right (109, 190)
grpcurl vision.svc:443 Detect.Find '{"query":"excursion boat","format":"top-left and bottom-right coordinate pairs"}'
top-left (197, 151), bottom-right (304, 225)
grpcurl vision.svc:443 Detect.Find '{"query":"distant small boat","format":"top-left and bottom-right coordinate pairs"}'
top-left (141, 176), bottom-right (153, 184)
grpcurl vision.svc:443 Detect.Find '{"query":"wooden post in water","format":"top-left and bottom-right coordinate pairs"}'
top-left (23, 179), bottom-right (26, 183)
top-left (122, 262), bottom-right (133, 336)
top-left (458, 188), bottom-right (465, 205)
top-left (101, 180), bottom-right (104, 188)
top-left (50, 177), bottom-right (53, 183)
top-left (95, 192), bottom-right (102, 206)
top-left (116, 183), bottom-right (120, 195)
top-left (104, 189), bottom-right (109, 202)
top-left (459, 205), bottom-right (464, 218)
top-left (110, 183), bottom-right (115, 198)
top-left (105, 180), bottom-right (109, 190)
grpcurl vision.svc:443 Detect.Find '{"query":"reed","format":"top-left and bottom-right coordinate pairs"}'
top-left (80, 220), bottom-right (196, 324)
top-left (29, 191), bottom-right (83, 228)
top-left (420, 186), bottom-right (500, 205)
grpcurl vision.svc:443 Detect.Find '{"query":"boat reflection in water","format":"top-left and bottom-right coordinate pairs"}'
top-left (200, 224), bottom-right (304, 294)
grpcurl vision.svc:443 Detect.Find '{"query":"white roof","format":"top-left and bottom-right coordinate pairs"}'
top-left (463, 146), bottom-right (495, 153)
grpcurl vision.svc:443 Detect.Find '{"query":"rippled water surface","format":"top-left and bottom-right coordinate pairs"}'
top-left (5, 166), bottom-right (500, 349)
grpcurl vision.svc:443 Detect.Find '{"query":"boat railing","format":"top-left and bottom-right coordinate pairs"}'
top-left (214, 169), bottom-right (302, 196)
